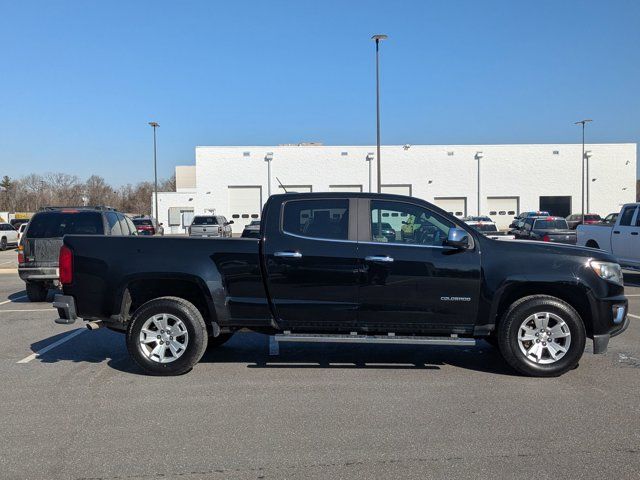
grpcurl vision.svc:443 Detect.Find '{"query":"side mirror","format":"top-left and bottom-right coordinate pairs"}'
top-left (227, 220), bottom-right (234, 225)
top-left (159, 223), bottom-right (164, 226)
top-left (509, 222), bottom-right (516, 229)
top-left (445, 228), bottom-right (470, 249)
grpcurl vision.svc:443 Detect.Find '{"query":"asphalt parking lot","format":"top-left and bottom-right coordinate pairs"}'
top-left (1, 247), bottom-right (639, 479)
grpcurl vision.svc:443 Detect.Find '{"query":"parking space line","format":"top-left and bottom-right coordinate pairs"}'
top-left (17, 329), bottom-right (86, 364)
top-left (0, 295), bottom-right (28, 306)
top-left (628, 314), bottom-right (640, 320)
top-left (0, 309), bottom-right (54, 313)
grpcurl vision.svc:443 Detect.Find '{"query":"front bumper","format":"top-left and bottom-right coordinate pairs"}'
top-left (592, 300), bottom-right (629, 354)
top-left (53, 294), bottom-right (77, 324)
top-left (18, 267), bottom-right (59, 282)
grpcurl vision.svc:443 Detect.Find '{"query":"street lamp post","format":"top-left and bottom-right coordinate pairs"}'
top-left (574, 119), bottom-right (592, 223)
top-left (366, 153), bottom-right (374, 192)
top-left (148, 121), bottom-right (160, 220)
top-left (371, 34), bottom-right (387, 193)
top-left (264, 152), bottom-right (273, 197)
top-left (585, 150), bottom-right (593, 213)
top-left (475, 152), bottom-right (483, 216)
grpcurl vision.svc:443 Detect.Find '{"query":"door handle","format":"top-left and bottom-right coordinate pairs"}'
top-left (274, 251), bottom-right (302, 258)
top-left (613, 231), bottom-right (620, 234)
top-left (365, 255), bottom-right (394, 263)
top-left (632, 232), bottom-right (639, 236)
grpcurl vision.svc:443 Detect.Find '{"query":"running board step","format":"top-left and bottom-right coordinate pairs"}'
top-left (274, 332), bottom-right (476, 346)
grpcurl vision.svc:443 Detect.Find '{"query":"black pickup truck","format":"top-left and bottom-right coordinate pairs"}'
top-left (54, 193), bottom-right (629, 377)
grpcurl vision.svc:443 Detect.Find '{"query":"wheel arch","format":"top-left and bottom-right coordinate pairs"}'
top-left (585, 239), bottom-right (600, 249)
top-left (120, 274), bottom-right (217, 333)
top-left (491, 282), bottom-right (594, 337)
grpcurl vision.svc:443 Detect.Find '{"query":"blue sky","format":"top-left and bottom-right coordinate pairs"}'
top-left (1, 0), bottom-right (639, 184)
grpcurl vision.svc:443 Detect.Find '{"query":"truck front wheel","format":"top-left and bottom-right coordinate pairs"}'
top-left (497, 295), bottom-right (586, 377)
top-left (126, 296), bottom-right (208, 376)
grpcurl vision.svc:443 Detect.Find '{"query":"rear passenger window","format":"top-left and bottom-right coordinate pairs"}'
top-left (283, 199), bottom-right (349, 240)
top-left (106, 212), bottom-right (123, 236)
top-left (619, 207), bottom-right (636, 226)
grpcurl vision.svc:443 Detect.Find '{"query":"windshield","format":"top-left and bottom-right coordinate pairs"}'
top-left (533, 219), bottom-right (569, 230)
top-left (192, 216), bottom-right (218, 225)
top-left (26, 211), bottom-right (104, 238)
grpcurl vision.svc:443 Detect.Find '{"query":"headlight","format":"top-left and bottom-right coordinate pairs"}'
top-left (589, 260), bottom-right (623, 286)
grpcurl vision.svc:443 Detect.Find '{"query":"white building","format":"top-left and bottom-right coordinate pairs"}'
top-left (155, 143), bottom-right (637, 234)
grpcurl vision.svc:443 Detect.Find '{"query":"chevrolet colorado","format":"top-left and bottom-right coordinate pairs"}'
top-left (54, 193), bottom-right (629, 377)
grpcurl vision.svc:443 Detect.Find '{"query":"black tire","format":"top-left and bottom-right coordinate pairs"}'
top-left (497, 295), bottom-right (586, 377)
top-left (26, 282), bottom-right (48, 302)
top-left (0, 237), bottom-right (6, 251)
top-left (126, 296), bottom-right (208, 376)
top-left (207, 332), bottom-right (234, 348)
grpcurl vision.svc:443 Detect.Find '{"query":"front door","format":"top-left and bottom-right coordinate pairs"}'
top-left (263, 197), bottom-right (360, 329)
top-left (357, 199), bottom-right (481, 334)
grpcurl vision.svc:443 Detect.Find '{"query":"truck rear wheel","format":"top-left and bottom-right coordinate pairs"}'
top-left (26, 282), bottom-right (48, 302)
top-left (497, 295), bottom-right (585, 377)
top-left (126, 296), bottom-right (208, 376)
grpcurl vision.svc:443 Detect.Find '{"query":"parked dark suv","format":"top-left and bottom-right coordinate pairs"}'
top-left (18, 206), bottom-right (137, 301)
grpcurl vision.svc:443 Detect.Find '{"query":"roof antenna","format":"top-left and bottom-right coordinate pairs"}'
top-left (275, 177), bottom-right (287, 193)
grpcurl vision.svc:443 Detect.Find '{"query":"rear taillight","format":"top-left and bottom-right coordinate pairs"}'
top-left (17, 245), bottom-right (24, 264)
top-left (59, 245), bottom-right (73, 285)
top-left (542, 234), bottom-right (551, 242)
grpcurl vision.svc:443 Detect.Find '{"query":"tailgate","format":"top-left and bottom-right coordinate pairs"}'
top-left (23, 238), bottom-right (63, 266)
top-left (190, 225), bottom-right (220, 235)
top-left (546, 231), bottom-right (577, 244)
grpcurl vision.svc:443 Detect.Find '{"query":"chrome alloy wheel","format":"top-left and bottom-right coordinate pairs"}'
top-left (517, 312), bottom-right (571, 364)
top-left (138, 313), bottom-right (189, 364)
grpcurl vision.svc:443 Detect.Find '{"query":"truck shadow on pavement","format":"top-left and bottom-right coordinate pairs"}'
top-left (8, 290), bottom-right (28, 302)
top-left (30, 330), bottom-right (517, 376)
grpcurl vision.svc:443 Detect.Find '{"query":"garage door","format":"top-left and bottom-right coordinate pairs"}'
top-left (381, 184), bottom-right (412, 196)
top-left (433, 197), bottom-right (467, 218)
top-left (486, 197), bottom-right (519, 230)
top-left (329, 185), bottom-right (363, 192)
top-left (228, 186), bottom-right (262, 234)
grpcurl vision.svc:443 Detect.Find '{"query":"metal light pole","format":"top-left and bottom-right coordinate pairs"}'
top-left (475, 152), bottom-right (483, 216)
top-left (585, 150), bottom-right (593, 213)
top-left (148, 122), bottom-right (160, 219)
top-left (265, 152), bottom-right (273, 197)
top-left (366, 153), bottom-right (374, 192)
top-left (372, 34), bottom-right (387, 193)
top-left (574, 119), bottom-right (592, 222)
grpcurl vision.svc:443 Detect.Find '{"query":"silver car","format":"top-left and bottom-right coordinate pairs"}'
top-left (188, 215), bottom-right (233, 238)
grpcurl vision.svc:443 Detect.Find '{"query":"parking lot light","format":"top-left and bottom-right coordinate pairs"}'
top-left (574, 119), bottom-right (592, 223)
top-left (584, 150), bottom-right (593, 212)
top-left (265, 153), bottom-right (274, 197)
top-left (371, 34), bottom-right (388, 193)
top-left (366, 153), bottom-right (374, 192)
top-left (148, 121), bottom-right (160, 220)
top-left (475, 151), bottom-right (484, 216)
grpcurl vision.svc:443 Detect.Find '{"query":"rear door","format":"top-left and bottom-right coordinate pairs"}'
top-left (262, 197), bottom-right (359, 329)
top-left (357, 198), bottom-right (481, 332)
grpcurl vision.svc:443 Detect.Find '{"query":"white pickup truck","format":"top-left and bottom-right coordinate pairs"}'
top-left (577, 203), bottom-right (640, 269)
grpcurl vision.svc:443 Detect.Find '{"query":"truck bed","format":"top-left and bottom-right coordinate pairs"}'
top-left (62, 235), bottom-right (271, 325)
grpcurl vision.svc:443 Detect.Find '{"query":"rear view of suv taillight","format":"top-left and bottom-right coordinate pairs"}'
top-left (17, 245), bottom-right (24, 264)
top-left (59, 245), bottom-right (73, 285)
